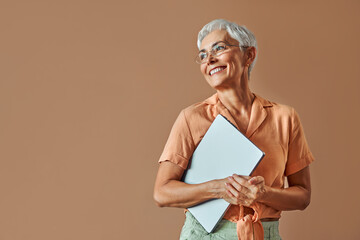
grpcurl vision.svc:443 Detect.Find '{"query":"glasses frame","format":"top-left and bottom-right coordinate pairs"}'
top-left (195, 41), bottom-right (248, 64)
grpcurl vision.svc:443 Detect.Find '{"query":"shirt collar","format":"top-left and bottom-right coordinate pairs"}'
top-left (204, 92), bottom-right (273, 108)
top-left (204, 92), bottom-right (272, 138)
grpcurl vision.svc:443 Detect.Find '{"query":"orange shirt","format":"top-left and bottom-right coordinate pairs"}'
top-left (158, 92), bottom-right (314, 237)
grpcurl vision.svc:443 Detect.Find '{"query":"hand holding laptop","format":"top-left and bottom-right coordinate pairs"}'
top-left (224, 174), bottom-right (266, 207)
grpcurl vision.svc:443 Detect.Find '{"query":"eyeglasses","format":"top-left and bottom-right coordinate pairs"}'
top-left (195, 41), bottom-right (247, 64)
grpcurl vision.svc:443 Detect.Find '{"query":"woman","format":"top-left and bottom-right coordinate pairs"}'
top-left (153, 19), bottom-right (314, 240)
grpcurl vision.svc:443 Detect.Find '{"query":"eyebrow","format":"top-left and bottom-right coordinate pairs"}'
top-left (199, 41), bottom-right (226, 53)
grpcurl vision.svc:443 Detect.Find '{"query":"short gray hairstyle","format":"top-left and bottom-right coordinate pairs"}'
top-left (197, 19), bottom-right (258, 75)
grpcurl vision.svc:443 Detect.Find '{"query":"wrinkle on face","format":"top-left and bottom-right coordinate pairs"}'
top-left (199, 30), bottom-right (246, 90)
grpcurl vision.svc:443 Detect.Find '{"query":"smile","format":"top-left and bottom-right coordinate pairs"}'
top-left (209, 66), bottom-right (226, 76)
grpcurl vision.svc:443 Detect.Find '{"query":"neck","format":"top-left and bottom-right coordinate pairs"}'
top-left (217, 87), bottom-right (254, 115)
top-left (215, 67), bottom-right (254, 114)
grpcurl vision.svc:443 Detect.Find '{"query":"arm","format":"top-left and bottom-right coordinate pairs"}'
top-left (153, 161), bottom-right (230, 208)
top-left (226, 166), bottom-right (311, 211)
top-left (258, 166), bottom-right (311, 211)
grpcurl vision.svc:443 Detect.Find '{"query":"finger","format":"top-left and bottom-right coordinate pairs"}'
top-left (235, 175), bottom-right (251, 180)
top-left (225, 182), bottom-right (239, 198)
top-left (232, 174), bottom-right (252, 188)
top-left (225, 182), bottom-right (249, 200)
top-left (227, 176), bottom-right (251, 195)
top-left (249, 176), bottom-right (264, 185)
top-left (228, 177), bottom-right (259, 201)
top-left (225, 183), bottom-right (241, 205)
top-left (226, 189), bottom-right (236, 199)
top-left (225, 190), bottom-right (238, 205)
top-left (227, 176), bottom-right (242, 190)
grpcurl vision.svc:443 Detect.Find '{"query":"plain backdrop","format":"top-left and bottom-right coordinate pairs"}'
top-left (1, 0), bottom-right (359, 239)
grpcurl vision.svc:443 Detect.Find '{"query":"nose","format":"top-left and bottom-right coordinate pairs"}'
top-left (205, 53), bottom-right (217, 64)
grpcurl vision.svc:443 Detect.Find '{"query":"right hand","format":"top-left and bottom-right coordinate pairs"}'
top-left (212, 176), bottom-right (254, 207)
top-left (211, 178), bottom-right (240, 205)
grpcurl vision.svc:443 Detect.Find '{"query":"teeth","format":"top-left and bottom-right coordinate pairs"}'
top-left (210, 67), bottom-right (225, 76)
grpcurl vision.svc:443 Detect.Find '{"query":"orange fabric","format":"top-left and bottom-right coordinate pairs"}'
top-left (237, 205), bottom-right (263, 240)
top-left (236, 203), bottom-right (265, 239)
top-left (158, 92), bottom-right (314, 239)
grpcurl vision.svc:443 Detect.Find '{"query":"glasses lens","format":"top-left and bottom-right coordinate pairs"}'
top-left (195, 42), bottom-right (229, 64)
top-left (200, 52), bottom-right (207, 61)
top-left (196, 52), bottom-right (207, 64)
top-left (212, 43), bottom-right (227, 55)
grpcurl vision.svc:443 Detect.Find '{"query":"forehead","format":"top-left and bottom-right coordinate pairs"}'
top-left (200, 29), bottom-right (238, 50)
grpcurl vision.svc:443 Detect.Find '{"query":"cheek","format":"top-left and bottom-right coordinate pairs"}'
top-left (227, 57), bottom-right (243, 75)
top-left (200, 65), bottom-right (207, 76)
top-left (222, 51), bottom-right (243, 66)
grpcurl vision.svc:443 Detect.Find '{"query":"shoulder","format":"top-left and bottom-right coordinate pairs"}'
top-left (255, 93), bottom-right (298, 125)
top-left (256, 94), bottom-right (295, 115)
top-left (270, 102), bottom-right (295, 118)
top-left (181, 93), bottom-right (217, 122)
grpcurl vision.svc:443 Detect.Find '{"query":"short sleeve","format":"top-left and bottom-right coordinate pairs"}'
top-left (285, 108), bottom-right (315, 176)
top-left (158, 110), bottom-right (195, 169)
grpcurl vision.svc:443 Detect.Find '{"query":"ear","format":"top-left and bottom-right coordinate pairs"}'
top-left (245, 46), bottom-right (257, 66)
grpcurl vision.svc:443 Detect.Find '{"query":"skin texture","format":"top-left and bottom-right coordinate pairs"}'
top-left (153, 29), bottom-right (311, 214)
top-left (199, 30), bottom-right (255, 134)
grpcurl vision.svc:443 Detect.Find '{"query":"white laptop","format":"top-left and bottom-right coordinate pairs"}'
top-left (182, 114), bottom-right (264, 233)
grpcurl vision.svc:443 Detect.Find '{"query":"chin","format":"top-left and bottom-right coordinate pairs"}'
top-left (207, 77), bottom-right (230, 90)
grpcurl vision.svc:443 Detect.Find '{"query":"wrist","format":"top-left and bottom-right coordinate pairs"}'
top-left (206, 179), bottom-right (223, 199)
top-left (259, 185), bottom-right (272, 203)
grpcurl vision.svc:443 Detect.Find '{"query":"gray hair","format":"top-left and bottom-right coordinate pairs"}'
top-left (197, 19), bottom-right (258, 74)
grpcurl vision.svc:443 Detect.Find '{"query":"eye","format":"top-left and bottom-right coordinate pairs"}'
top-left (199, 52), bottom-right (207, 60)
top-left (213, 44), bottom-right (226, 53)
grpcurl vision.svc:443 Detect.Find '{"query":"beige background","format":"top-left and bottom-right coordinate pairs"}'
top-left (1, 0), bottom-right (359, 239)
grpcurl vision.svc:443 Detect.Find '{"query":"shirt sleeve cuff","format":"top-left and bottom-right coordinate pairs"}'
top-left (158, 153), bottom-right (189, 170)
top-left (285, 152), bottom-right (315, 176)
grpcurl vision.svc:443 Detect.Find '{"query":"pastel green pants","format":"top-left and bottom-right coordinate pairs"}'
top-left (180, 211), bottom-right (282, 240)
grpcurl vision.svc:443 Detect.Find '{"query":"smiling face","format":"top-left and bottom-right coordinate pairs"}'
top-left (199, 29), bottom-right (247, 90)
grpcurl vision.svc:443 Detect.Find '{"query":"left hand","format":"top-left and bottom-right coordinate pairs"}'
top-left (225, 174), bottom-right (266, 207)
